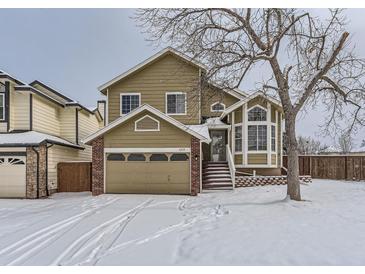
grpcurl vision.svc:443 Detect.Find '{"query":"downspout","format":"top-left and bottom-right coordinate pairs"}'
top-left (31, 146), bottom-right (40, 199)
top-left (45, 143), bottom-right (54, 197)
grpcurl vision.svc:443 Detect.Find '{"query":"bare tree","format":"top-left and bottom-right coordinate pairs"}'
top-left (135, 8), bottom-right (365, 200)
top-left (297, 135), bottom-right (328, 155)
top-left (337, 132), bottom-right (353, 153)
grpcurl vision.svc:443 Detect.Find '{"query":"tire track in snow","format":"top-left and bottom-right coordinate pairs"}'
top-left (52, 198), bottom-right (154, 266)
top-left (0, 197), bottom-right (120, 266)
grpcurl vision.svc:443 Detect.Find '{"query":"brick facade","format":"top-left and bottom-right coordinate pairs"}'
top-left (190, 136), bottom-right (201, 196)
top-left (26, 144), bottom-right (47, 199)
top-left (91, 136), bottom-right (104, 196)
top-left (235, 175), bottom-right (312, 188)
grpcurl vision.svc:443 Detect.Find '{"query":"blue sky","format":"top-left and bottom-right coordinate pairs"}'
top-left (0, 9), bottom-right (364, 147)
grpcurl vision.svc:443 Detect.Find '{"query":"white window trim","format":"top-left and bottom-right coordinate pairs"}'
top-left (165, 92), bottom-right (187, 115)
top-left (210, 101), bottom-right (226, 112)
top-left (119, 93), bottom-right (141, 116)
top-left (247, 124), bottom-right (268, 152)
top-left (0, 93), bottom-right (4, 121)
top-left (247, 104), bottom-right (267, 112)
top-left (247, 105), bottom-right (268, 122)
top-left (134, 114), bottom-right (160, 132)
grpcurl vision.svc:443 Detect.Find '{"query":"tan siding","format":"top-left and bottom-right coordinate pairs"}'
top-left (135, 116), bottom-right (159, 130)
top-left (247, 96), bottom-right (268, 109)
top-left (47, 145), bottom-right (92, 190)
top-left (10, 92), bottom-right (30, 131)
top-left (104, 111), bottom-right (191, 148)
top-left (0, 123), bottom-right (6, 132)
top-left (108, 54), bottom-right (200, 125)
top-left (234, 154), bottom-right (243, 165)
top-left (78, 110), bottom-right (100, 141)
top-left (234, 107), bottom-right (242, 123)
top-left (248, 154), bottom-right (268, 165)
top-left (60, 108), bottom-right (76, 143)
top-left (271, 154), bottom-right (276, 165)
top-left (32, 95), bottom-right (61, 136)
top-left (271, 107), bottom-right (276, 123)
top-left (201, 85), bottom-right (239, 117)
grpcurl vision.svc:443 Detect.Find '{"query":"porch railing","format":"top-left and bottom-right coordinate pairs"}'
top-left (226, 144), bottom-right (236, 188)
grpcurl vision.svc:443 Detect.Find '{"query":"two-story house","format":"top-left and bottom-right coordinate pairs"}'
top-left (0, 70), bottom-right (104, 198)
top-left (84, 47), bottom-right (284, 196)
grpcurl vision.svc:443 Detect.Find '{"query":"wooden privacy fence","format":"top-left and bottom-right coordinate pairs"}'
top-left (283, 155), bottom-right (365, 181)
top-left (57, 162), bottom-right (92, 192)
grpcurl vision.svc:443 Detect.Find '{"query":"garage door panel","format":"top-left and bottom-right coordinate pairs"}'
top-left (106, 152), bottom-right (190, 194)
top-left (0, 156), bottom-right (26, 198)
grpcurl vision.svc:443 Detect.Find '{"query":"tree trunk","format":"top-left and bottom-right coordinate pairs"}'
top-left (285, 114), bottom-right (301, 201)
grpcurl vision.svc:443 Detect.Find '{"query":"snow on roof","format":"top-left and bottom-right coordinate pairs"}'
top-left (186, 124), bottom-right (211, 143)
top-left (203, 117), bottom-right (230, 129)
top-left (0, 131), bottom-right (84, 149)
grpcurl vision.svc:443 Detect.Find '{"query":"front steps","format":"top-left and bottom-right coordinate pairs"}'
top-left (202, 161), bottom-right (234, 190)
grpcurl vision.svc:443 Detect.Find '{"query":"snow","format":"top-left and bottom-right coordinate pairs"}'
top-left (0, 179), bottom-right (365, 265)
top-left (186, 124), bottom-right (211, 143)
top-left (0, 131), bottom-right (82, 148)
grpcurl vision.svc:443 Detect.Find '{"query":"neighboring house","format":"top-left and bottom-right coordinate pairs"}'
top-left (0, 71), bottom-right (104, 198)
top-left (84, 47), bottom-right (284, 196)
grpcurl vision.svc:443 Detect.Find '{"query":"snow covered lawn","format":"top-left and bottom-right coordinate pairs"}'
top-left (0, 179), bottom-right (365, 265)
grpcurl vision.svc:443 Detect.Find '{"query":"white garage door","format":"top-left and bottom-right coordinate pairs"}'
top-left (0, 156), bottom-right (26, 198)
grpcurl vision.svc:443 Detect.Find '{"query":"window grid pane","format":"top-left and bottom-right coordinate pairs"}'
top-left (257, 125), bottom-right (267, 150)
top-left (121, 95), bottom-right (140, 115)
top-left (248, 107), bottom-right (267, 121)
top-left (248, 125), bottom-right (257, 151)
top-left (235, 126), bottom-right (242, 152)
top-left (271, 125), bottom-right (276, 152)
top-left (0, 94), bottom-right (4, 120)
top-left (167, 94), bottom-right (176, 113)
top-left (212, 103), bottom-right (224, 111)
top-left (167, 93), bottom-right (186, 114)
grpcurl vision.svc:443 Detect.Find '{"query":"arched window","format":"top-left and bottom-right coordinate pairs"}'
top-left (210, 102), bottom-right (225, 112)
top-left (248, 106), bottom-right (267, 121)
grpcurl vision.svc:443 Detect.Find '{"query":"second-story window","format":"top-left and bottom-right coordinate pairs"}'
top-left (166, 92), bottom-right (186, 115)
top-left (120, 93), bottom-right (140, 115)
top-left (0, 93), bottom-right (4, 121)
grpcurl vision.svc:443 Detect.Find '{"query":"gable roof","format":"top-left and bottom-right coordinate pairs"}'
top-left (83, 104), bottom-right (211, 144)
top-left (207, 81), bottom-right (247, 99)
top-left (220, 91), bottom-right (282, 118)
top-left (98, 47), bottom-right (208, 93)
top-left (30, 80), bottom-right (74, 103)
top-left (28, 80), bottom-right (102, 118)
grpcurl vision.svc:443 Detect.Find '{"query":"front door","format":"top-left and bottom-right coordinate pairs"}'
top-left (210, 130), bottom-right (226, 162)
